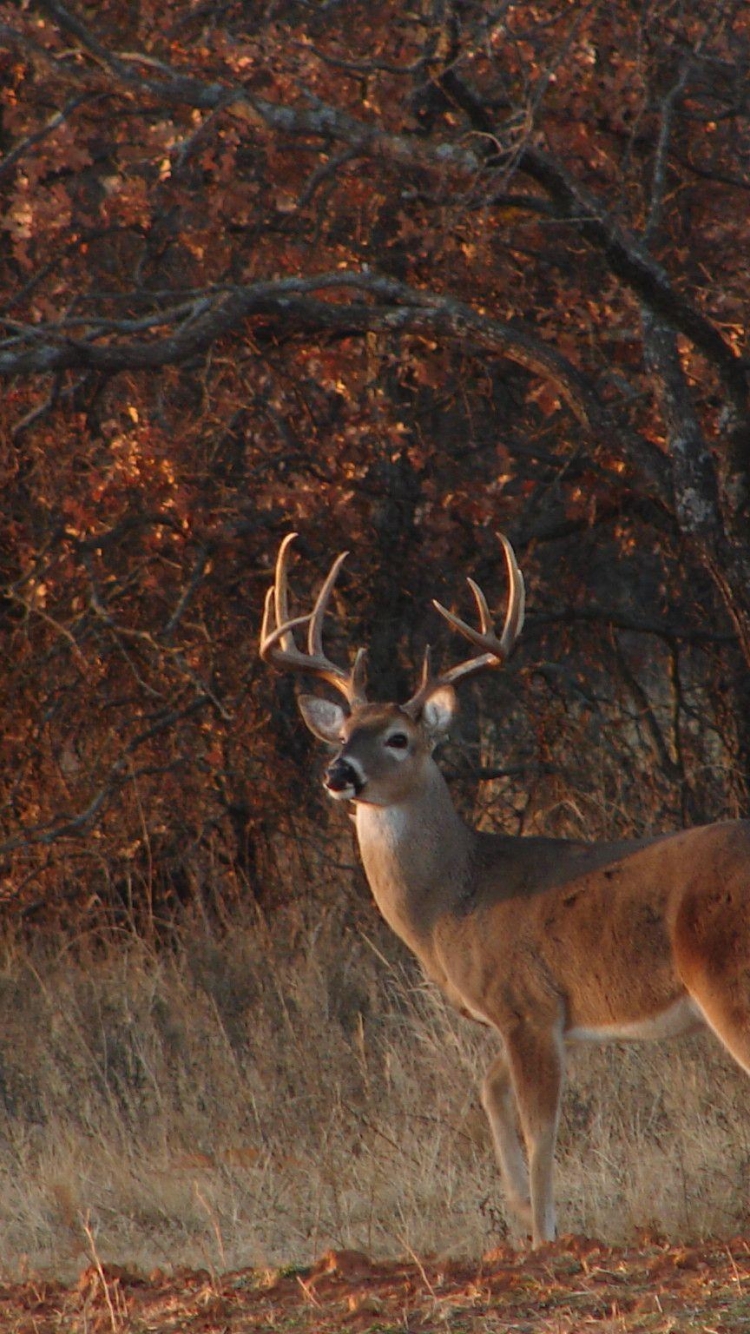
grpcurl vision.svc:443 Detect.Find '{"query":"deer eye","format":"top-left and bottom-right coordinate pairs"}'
top-left (385, 732), bottom-right (409, 751)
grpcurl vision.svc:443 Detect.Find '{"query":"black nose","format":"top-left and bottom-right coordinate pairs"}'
top-left (325, 758), bottom-right (363, 795)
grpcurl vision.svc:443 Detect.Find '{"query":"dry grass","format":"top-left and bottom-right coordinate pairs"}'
top-left (0, 901), bottom-right (748, 1280)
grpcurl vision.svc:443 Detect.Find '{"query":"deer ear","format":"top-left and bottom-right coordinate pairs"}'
top-left (419, 683), bottom-right (458, 741)
top-left (297, 695), bottom-right (347, 745)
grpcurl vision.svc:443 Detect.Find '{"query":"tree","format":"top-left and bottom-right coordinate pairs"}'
top-left (0, 0), bottom-right (748, 922)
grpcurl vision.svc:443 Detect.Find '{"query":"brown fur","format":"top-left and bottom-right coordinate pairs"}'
top-left (298, 695), bottom-right (750, 1246)
top-left (261, 538), bottom-right (750, 1247)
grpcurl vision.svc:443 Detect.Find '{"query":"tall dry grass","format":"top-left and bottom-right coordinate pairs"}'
top-left (0, 899), bottom-right (748, 1280)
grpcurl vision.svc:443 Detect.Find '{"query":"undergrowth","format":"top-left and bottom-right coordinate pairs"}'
top-left (0, 897), bottom-right (748, 1279)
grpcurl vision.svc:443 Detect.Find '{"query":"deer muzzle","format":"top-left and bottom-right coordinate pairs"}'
top-left (324, 756), bottom-right (365, 799)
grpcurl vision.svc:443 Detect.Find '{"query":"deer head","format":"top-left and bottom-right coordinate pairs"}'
top-left (260, 533), bottom-right (525, 806)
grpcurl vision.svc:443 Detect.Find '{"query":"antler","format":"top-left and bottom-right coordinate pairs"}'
top-left (406, 533), bottom-right (525, 711)
top-left (260, 533), bottom-right (368, 707)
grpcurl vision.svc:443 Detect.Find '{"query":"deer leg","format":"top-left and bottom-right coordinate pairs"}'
top-left (682, 980), bottom-right (750, 1075)
top-left (673, 889), bottom-right (750, 1077)
top-left (481, 1049), bottom-right (532, 1234)
top-left (503, 1023), bottom-right (565, 1247)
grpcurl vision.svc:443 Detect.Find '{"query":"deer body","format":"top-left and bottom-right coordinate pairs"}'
top-left (261, 534), bottom-right (750, 1246)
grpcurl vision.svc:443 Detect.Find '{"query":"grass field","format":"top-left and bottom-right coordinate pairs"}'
top-left (0, 900), bottom-right (748, 1280)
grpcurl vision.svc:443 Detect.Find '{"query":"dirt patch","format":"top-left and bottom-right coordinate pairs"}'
top-left (3, 1236), bottom-right (750, 1332)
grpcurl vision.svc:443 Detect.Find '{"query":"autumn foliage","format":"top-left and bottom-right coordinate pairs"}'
top-left (1, 0), bottom-right (749, 925)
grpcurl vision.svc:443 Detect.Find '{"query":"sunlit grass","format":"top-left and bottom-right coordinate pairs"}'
top-left (0, 899), bottom-right (747, 1279)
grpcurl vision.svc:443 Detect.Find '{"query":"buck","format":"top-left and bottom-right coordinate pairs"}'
top-left (260, 532), bottom-right (750, 1247)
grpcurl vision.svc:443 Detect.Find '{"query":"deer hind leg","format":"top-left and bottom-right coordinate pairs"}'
top-left (481, 1050), bottom-right (533, 1235)
top-left (674, 890), bottom-right (750, 1076)
top-left (680, 971), bottom-right (750, 1076)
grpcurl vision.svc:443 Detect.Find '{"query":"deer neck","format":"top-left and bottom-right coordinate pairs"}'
top-left (354, 763), bottom-right (473, 956)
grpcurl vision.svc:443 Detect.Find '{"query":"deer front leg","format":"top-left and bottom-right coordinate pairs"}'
top-left (481, 1049), bottom-right (533, 1235)
top-left (503, 1021), bottom-right (565, 1247)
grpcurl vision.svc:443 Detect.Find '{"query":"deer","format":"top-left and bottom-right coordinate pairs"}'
top-left (260, 531), bottom-right (750, 1248)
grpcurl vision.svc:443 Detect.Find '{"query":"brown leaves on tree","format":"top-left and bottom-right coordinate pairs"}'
top-left (0, 0), bottom-right (749, 922)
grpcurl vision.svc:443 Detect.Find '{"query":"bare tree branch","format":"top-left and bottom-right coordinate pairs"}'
top-left (0, 269), bottom-right (672, 500)
top-left (0, 698), bottom-right (208, 857)
top-left (11, 2), bottom-right (743, 419)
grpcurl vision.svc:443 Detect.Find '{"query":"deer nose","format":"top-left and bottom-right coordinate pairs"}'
top-left (325, 756), bottom-right (364, 797)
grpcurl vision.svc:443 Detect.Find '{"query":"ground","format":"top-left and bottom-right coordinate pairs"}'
top-left (3, 1237), bottom-right (750, 1333)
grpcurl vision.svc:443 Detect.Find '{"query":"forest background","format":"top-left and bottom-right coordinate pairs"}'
top-left (1, 0), bottom-right (750, 1277)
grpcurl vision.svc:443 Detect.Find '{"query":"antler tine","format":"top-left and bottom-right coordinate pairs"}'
top-left (497, 532), bottom-right (526, 654)
top-left (259, 535), bottom-right (368, 706)
top-left (306, 549), bottom-right (369, 705)
top-left (270, 531), bottom-right (299, 653)
top-left (260, 589), bottom-right (315, 657)
top-left (307, 550), bottom-right (349, 658)
top-left (436, 535), bottom-right (525, 662)
top-left (409, 533), bottom-right (525, 703)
